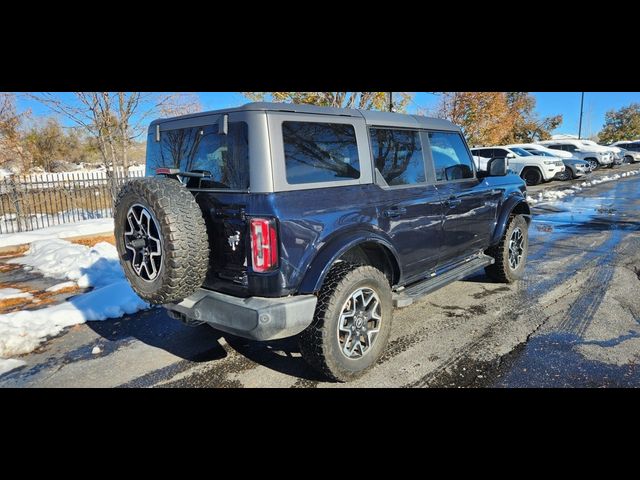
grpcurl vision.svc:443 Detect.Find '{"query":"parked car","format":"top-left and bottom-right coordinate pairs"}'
top-left (609, 141), bottom-right (640, 163)
top-left (578, 139), bottom-right (624, 166)
top-left (537, 139), bottom-right (614, 170)
top-left (113, 102), bottom-right (531, 381)
top-left (507, 143), bottom-right (591, 180)
top-left (470, 145), bottom-right (564, 186)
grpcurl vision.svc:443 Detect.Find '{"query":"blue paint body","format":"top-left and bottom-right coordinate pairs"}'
top-left (190, 173), bottom-right (528, 298)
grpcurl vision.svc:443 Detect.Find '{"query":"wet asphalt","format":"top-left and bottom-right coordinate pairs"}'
top-left (1, 164), bottom-right (640, 388)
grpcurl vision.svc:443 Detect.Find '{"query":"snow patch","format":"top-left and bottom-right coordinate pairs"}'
top-left (0, 219), bottom-right (113, 248)
top-left (0, 288), bottom-right (33, 300)
top-left (528, 169), bottom-right (640, 206)
top-left (0, 359), bottom-right (26, 376)
top-left (0, 239), bottom-right (148, 358)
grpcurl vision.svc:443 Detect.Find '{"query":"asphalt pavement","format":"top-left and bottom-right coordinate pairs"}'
top-left (2, 164), bottom-right (639, 388)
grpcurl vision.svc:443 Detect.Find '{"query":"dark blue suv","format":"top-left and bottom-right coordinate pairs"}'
top-left (114, 102), bottom-right (531, 381)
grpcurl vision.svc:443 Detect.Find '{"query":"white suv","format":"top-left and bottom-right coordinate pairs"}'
top-left (608, 141), bottom-right (640, 163)
top-left (470, 145), bottom-right (565, 186)
top-left (508, 143), bottom-right (591, 180)
top-left (537, 139), bottom-right (613, 170)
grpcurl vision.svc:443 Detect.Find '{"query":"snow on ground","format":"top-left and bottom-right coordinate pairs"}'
top-left (527, 169), bottom-right (640, 206)
top-left (0, 288), bottom-right (33, 300)
top-left (0, 239), bottom-right (148, 359)
top-left (0, 218), bottom-right (113, 248)
top-left (0, 358), bottom-right (26, 376)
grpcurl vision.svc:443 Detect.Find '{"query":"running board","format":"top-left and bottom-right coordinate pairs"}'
top-left (392, 254), bottom-right (495, 308)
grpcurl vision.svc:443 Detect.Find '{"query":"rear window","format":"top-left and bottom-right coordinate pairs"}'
top-left (147, 122), bottom-right (249, 190)
top-left (282, 121), bottom-right (360, 185)
top-left (369, 128), bottom-right (425, 186)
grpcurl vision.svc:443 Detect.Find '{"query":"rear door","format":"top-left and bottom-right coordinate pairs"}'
top-left (427, 131), bottom-right (502, 264)
top-left (370, 127), bottom-right (443, 282)
top-left (147, 111), bottom-right (253, 295)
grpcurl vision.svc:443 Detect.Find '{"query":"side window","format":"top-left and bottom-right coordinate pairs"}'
top-left (494, 148), bottom-right (509, 158)
top-left (282, 121), bottom-right (360, 185)
top-left (429, 131), bottom-right (475, 182)
top-left (473, 149), bottom-right (493, 158)
top-left (564, 144), bottom-right (577, 152)
top-left (547, 144), bottom-right (561, 151)
top-left (369, 128), bottom-right (425, 186)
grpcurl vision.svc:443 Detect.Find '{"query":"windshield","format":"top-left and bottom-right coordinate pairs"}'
top-left (146, 121), bottom-right (250, 190)
top-left (510, 147), bottom-right (533, 156)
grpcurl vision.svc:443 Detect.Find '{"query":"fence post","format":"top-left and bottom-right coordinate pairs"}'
top-left (8, 176), bottom-right (25, 233)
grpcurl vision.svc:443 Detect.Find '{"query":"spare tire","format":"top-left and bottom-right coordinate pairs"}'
top-left (114, 177), bottom-right (209, 304)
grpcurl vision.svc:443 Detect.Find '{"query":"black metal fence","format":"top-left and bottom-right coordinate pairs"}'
top-left (0, 169), bottom-right (145, 234)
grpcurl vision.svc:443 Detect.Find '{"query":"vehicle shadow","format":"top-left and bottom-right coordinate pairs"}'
top-left (222, 334), bottom-right (329, 383)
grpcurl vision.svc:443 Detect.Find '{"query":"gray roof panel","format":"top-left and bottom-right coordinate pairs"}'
top-left (149, 102), bottom-right (459, 131)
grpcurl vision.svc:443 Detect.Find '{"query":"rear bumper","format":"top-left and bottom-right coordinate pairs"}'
top-left (164, 289), bottom-right (318, 341)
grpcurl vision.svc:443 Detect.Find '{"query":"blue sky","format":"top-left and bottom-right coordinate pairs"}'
top-left (17, 92), bottom-right (640, 139)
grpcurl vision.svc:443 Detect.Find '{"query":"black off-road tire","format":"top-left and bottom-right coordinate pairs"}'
top-left (485, 214), bottom-right (528, 283)
top-left (114, 177), bottom-right (209, 304)
top-left (298, 263), bottom-right (393, 382)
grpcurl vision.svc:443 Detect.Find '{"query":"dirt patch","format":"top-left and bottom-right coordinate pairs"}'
top-left (0, 282), bottom-right (81, 314)
top-left (0, 245), bottom-right (30, 257)
top-left (70, 234), bottom-right (115, 247)
top-left (0, 263), bottom-right (21, 274)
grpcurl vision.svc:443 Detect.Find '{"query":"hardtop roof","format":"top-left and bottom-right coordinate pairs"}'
top-left (149, 102), bottom-right (459, 132)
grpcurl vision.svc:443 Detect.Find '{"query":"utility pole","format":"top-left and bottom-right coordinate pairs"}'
top-left (578, 92), bottom-right (585, 139)
top-left (388, 92), bottom-right (393, 112)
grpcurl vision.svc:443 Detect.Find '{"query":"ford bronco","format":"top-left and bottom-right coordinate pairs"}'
top-left (114, 102), bottom-right (531, 382)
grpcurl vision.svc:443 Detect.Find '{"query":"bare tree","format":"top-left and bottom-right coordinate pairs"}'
top-left (1, 93), bottom-right (31, 172)
top-left (28, 92), bottom-right (202, 173)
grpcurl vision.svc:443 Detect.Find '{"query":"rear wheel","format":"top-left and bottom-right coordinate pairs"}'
top-left (298, 263), bottom-right (393, 382)
top-left (521, 168), bottom-right (542, 186)
top-left (485, 215), bottom-right (528, 283)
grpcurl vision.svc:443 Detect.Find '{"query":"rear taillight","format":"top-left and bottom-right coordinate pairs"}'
top-left (250, 218), bottom-right (278, 273)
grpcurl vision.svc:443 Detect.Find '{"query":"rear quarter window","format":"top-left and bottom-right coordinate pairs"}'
top-left (282, 121), bottom-right (360, 185)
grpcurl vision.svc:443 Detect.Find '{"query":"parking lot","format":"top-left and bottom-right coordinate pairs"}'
top-left (1, 163), bottom-right (639, 388)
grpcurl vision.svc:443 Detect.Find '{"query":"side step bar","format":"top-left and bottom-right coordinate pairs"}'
top-left (392, 254), bottom-right (495, 308)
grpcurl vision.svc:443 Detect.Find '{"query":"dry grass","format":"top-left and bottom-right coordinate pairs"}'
top-left (70, 234), bottom-right (115, 247)
top-left (0, 281), bottom-right (81, 314)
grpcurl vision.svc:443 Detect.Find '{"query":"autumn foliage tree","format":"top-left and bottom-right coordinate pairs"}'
top-left (243, 92), bottom-right (412, 112)
top-left (597, 103), bottom-right (640, 144)
top-left (434, 92), bottom-right (562, 146)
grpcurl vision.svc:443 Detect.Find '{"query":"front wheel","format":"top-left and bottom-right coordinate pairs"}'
top-left (298, 263), bottom-right (393, 382)
top-left (587, 159), bottom-right (599, 170)
top-left (485, 214), bottom-right (529, 283)
top-left (522, 168), bottom-right (542, 186)
top-left (624, 155), bottom-right (633, 164)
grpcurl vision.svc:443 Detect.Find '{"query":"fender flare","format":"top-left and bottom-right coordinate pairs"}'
top-left (490, 195), bottom-right (531, 246)
top-left (297, 230), bottom-right (402, 294)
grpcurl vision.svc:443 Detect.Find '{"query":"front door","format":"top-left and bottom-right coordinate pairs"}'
top-left (427, 131), bottom-right (500, 264)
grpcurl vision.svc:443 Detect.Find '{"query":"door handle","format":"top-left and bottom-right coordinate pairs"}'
top-left (445, 197), bottom-right (462, 208)
top-left (383, 207), bottom-right (407, 218)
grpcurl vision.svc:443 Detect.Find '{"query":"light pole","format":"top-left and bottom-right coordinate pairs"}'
top-left (388, 92), bottom-right (393, 112)
top-left (578, 92), bottom-right (585, 139)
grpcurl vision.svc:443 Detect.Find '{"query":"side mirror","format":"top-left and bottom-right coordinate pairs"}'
top-left (506, 152), bottom-right (517, 159)
top-left (487, 157), bottom-right (508, 176)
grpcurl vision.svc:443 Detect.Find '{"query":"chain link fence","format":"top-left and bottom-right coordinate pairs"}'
top-left (0, 169), bottom-right (145, 234)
